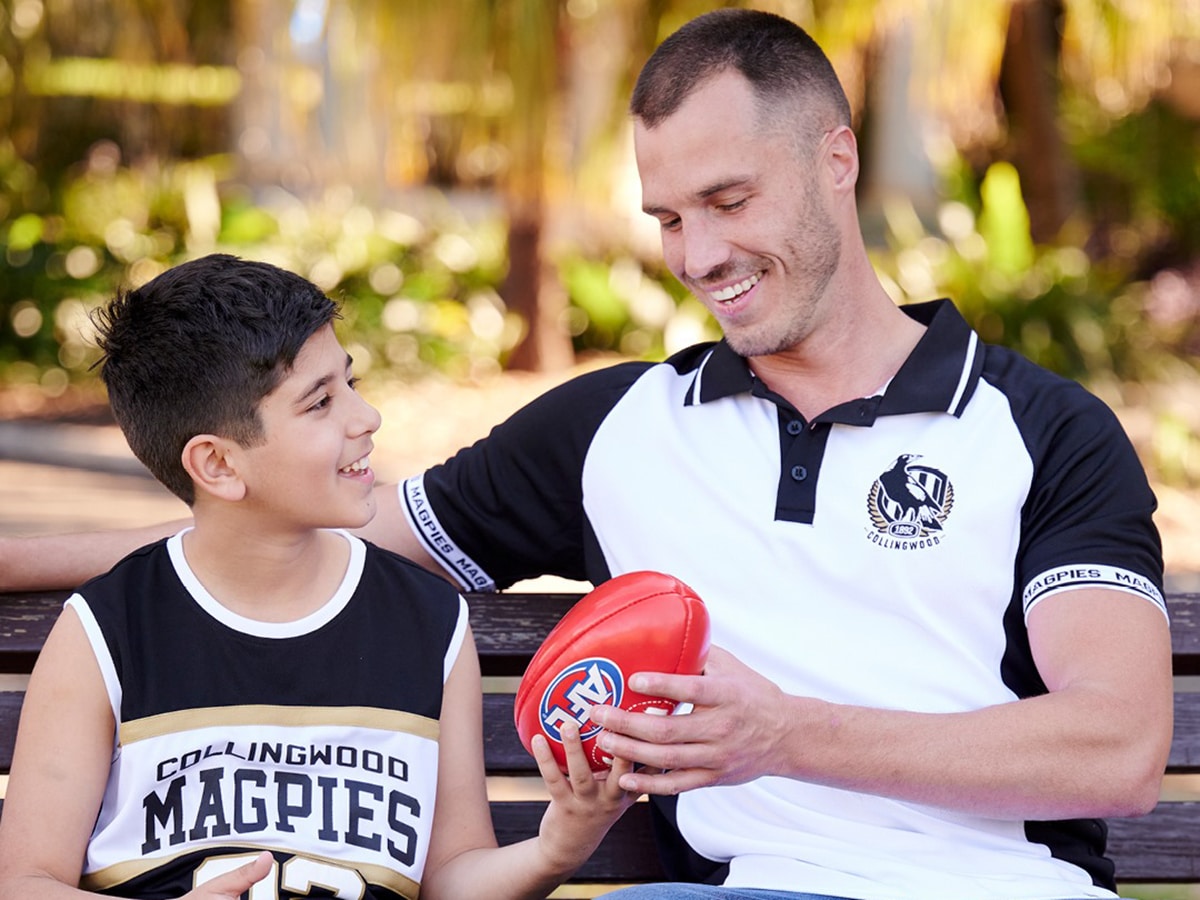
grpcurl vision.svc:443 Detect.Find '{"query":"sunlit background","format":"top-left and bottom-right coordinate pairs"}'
top-left (2, 3), bottom-right (1200, 896)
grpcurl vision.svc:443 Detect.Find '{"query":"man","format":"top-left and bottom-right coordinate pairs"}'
top-left (0, 9), bottom-right (1172, 900)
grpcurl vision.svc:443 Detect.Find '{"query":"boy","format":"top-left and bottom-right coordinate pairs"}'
top-left (0, 254), bottom-right (636, 900)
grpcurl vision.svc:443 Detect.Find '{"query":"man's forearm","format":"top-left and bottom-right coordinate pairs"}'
top-left (775, 683), bottom-right (1169, 819)
top-left (0, 520), bottom-right (189, 591)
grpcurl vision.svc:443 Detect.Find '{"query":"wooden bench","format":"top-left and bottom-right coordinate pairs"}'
top-left (1, 589), bottom-right (1198, 894)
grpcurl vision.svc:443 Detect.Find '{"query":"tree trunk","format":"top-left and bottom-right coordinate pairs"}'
top-left (504, 204), bottom-right (572, 372)
top-left (499, 0), bottom-right (573, 372)
top-left (999, 0), bottom-right (1079, 244)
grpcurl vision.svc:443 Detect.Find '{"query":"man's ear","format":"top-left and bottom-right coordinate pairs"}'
top-left (181, 435), bottom-right (246, 502)
top-left (824, 124), bottom-right (860, 194)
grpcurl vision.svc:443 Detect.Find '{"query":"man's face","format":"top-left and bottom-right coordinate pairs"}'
top-left (634, 69), bottom-right (842, 359)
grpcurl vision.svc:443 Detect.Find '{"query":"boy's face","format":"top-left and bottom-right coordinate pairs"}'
top-left (236, 324), bottom-right (382, 531)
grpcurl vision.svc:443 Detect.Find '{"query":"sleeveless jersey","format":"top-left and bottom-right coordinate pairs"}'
top-left (66, 529), bottom-right (467, 900)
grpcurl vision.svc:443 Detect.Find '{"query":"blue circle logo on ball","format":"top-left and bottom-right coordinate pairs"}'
top-left (538, 657), bottom-right (624, 742)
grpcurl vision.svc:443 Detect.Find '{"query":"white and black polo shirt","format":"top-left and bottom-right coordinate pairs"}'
top-left (402, 299), bottom-right (1165, 900)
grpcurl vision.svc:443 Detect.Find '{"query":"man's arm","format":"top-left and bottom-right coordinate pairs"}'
top-left (0, 479), bottom-right (445, 592)
top-left (353, 479), bottom-right (446, 576)
top-left (0, 520), bottom-right (188, 591)
top-left (591, 588), bottom-right (1172, 820)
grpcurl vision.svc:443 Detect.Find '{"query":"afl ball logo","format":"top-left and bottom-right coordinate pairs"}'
top-left (866, 454), bottom-right (954, 548)
top-left (538, 658), bottom-right (624, 743)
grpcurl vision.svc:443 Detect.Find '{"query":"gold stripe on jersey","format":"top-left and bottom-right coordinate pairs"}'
top-left (80, 843), bottom-right (421, 899)
top-left (120, 704), bottom-right (440, 746)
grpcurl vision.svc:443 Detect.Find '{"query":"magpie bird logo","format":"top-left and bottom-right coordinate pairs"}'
top-left (867, 454), bottom-right (954, 545)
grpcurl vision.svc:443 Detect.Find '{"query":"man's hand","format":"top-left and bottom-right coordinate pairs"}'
top-left (589, 645), bottom-right (789, 795)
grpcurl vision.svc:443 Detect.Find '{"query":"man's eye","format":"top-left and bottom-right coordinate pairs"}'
top-left (717, 199), bottom-right (747, 212)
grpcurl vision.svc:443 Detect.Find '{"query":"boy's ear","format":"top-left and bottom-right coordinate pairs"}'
top-left (181, 435), bottom-right (246, 502)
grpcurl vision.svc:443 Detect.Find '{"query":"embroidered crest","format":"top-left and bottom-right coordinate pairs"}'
top-left (866, 454), bottom-right (954, 548)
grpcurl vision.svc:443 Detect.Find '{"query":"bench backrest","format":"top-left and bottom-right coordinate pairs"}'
top-left (0, 589), bottom-right (1198, 891)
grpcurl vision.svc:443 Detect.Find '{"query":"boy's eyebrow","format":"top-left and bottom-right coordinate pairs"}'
top-left (642, 177), bottom-right (753, 215)
top-left (292, 353), bottom-right (354, 406)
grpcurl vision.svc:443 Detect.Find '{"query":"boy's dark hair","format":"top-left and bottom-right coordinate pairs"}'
top-left (630, 9), bottom-right (851, 135)
top-left (91, 254), bottom-right (339, 504)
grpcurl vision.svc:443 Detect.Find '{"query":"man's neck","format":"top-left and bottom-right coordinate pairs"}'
top-left (748, 303), bottom-right (926, 421)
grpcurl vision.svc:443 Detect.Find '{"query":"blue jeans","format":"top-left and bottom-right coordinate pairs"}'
top-left (598, 889), bottom-right (850, 900)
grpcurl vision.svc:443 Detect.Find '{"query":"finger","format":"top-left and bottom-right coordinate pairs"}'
top-left (202, 851), bottom-right (273, 897)
top-left (559, 721), bottom-right (601, 794)
top-left (591, 703), bottom-right (700, 746)
top-left (623, 671), bottom-right (706, 705)
top-left (602, 754), bottom-right (640, 800)
top-left (617, 766), bottom-right (714, 796)
top-left (531, 733), bottom-right (568, 792)
top-left (628, 645), bottom-right (735, 702)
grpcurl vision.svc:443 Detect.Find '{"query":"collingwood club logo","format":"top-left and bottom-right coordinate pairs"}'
top-left (866, 454), bottom-right (954, 549)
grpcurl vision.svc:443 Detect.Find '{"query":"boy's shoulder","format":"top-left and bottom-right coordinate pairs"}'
top-left (76, 536), bottom-right (173, 596)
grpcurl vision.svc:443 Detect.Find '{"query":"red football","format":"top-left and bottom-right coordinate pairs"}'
top-left (514, 570), bottom-right (710, 772)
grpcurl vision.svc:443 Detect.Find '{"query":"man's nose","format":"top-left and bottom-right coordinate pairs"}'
top-left (680, 220), bottom-right (733, 282)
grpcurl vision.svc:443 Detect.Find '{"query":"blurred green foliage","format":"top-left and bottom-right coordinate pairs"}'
top-left (2, 122), bottom-right (1198, 392)
top-left (2, 93), bottom-right (1199, 484)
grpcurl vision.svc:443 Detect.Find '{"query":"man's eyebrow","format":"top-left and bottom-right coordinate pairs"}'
top-left (643, 177), bottom-right (754, 215)
top-left (697, 177), bottom-right (753, 199)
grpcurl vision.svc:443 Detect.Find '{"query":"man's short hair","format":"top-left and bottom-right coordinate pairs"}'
top-left (630, 8), bottom-right (851, 137)
top-left (91, 254), bottom-right (339, 504)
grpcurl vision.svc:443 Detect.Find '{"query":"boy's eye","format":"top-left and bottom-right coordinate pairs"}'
top-left (309, 395), bottom-right (331, 412)
top-left (348, 376), bottom-right (361, 391)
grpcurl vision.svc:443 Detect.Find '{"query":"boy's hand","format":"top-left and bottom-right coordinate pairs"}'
top-left (532, 721), bottom-right (645, 874)
top-left (181, 851), bottom-right (273, 899)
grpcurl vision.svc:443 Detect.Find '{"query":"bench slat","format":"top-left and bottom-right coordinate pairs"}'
top-left (1106, 801), bottom-right (1200, 882)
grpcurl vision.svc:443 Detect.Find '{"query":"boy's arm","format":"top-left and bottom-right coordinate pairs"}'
top-left (0, 520), bottom-right (188, 591)
top-left (0, 608), bottom-right (277, 900)
top-left (0, 607), bottom-right (115, 896)
top-left (420, 627), bottom-right (636, 900)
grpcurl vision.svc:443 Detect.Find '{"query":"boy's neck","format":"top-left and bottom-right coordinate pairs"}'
top-left (179, 522), bottom-right (351, 623)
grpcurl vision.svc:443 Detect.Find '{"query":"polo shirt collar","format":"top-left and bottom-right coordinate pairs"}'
top-left (685, 299), bottom-right (983, 419)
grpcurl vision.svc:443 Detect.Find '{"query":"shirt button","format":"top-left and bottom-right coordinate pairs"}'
top-left (786, 420), bottom-right (803, 435)
top-left (790, 465), bottom-right (808, 482)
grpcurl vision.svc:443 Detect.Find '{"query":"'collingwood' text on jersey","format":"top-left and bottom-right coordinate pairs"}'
top-left (67, 530), bottom-right (466, 900)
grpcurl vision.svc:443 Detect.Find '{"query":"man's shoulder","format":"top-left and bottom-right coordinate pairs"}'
top-left (978, 343), bottom-right (1116, 420)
